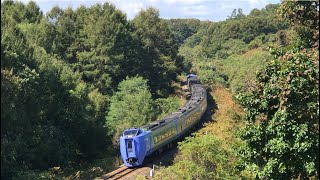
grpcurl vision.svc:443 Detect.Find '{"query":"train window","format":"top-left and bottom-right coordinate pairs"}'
top-left (123, 129), bottom-right (138, 137)
top-left (127, 141), bottom-right (133, 153)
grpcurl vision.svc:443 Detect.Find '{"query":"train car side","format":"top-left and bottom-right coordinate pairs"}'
top-left (120, 74), bottom-right (207, 167)
top-left (150, 119), bottom-right (176, 153)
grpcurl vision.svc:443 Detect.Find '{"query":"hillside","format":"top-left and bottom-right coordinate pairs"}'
top-left (1, 1), bottom-right (318, 179)
top-left (154, 85), bottom-right (244, 179)
top-left (154, 1), bottom-right (319, 179)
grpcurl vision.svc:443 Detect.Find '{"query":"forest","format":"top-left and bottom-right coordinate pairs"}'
top-left (1, 0), bottom-right (318, 179)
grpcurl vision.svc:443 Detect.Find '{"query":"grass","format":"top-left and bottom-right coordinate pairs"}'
top-left (153, 85), bottom-right (245, 179)
top-left (196, 85), bottom-right (244, 149)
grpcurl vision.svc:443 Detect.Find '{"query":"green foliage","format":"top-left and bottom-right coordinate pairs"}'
top-left (2, 0), bottom-right (307, 179)
top-left (247, 33), bottom-right (279, 49)
top-left (2, 2), bottom-right (183, 178)
top-left (278, 0), bottom-right (319, 48)
top-left (106, 76), bottom-right (156, 143)
top-left (45, 3), bottom-right (141, 92)
top-left (1, 0), bottom-right (42, 24)
top-left (176, 3), bottom-right (288, 97)
top-left (235, 2), bottom-right (319, 178)
top-left (132, 8), bottom-right (179, 96)
top-left (221, 49), bottom-right (272, 93)
top-left (180, 3), bottom-right (287, 60)
top-left (179, 46), bottom-right (271, 94)
top-left (218, 39), bottom-right (248, 58)
top-left (106, 76), bottom-right (181, 144)
top-left (1, 2), bottom-right (112, 179)
top-left (155, 134), bottom-right (238, 179)
top-left (173, 3), bottom-right (318, 179)
top-left (178, 45), bottom-right (229, 88)
top-left (154, 96), bottom-right (180, 119)
top-left (227, 8), bottom-right (245, 20)
top-left (166, 18), bottom-right (201, 45)
top-left (197, 61), bottom-right (229, 87)
top-left (235, 47), bottom-right (319, 179)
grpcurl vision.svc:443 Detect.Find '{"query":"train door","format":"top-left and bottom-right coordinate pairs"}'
top-left (126, 139), bottom-right (134, 157)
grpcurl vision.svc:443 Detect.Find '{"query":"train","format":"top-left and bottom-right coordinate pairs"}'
top-left (119, 74), bottom-right (207, 167)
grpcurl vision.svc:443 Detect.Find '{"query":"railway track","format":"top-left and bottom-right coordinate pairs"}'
top-left (95, 134), bottom-right (184, 179)
top-left (95, 166), bottom-right (139, 180)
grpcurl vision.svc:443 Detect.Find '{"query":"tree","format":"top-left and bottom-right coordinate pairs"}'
top-left (235, 1), bottom-right (319, 179)
top-left (166, 18), bottom-right (201, 45)
top-left (249, 8), bottom-right (261, 17)
top-left (237, 8), bottom-right (245, 18)
top-left (72, 3), bottom-right (142, 93)
top-left (25, 1), bottom-right (42, 23)
top-left (106, 76), bottom-right (156, 144)
top-left (132, 8), bottom-right (179, 96)
top-left (278, 0), bottom-right (319, 48)
top-left (1, 2), bottom-right (111, 178)
top-left (154, 96), bottom-right (180, 119)
top-left (228, 8), bottom-right (245, 19)
top-left (228, 9), bottom-right (237, 19)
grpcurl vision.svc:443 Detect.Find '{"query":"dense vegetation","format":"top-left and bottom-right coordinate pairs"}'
top-left (155, 1), bottom-right (319, 179)
top-left (1, 0), bottom-right (318, 179)
top-left (235, 1), bottom-right (319, 178)
top-left (1, 1), bottom-right (180, 179)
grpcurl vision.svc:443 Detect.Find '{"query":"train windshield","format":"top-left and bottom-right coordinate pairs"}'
top-left (127, 140), bottom-right (133, 153)
top-left (123, 129), bottom-right (138, 137)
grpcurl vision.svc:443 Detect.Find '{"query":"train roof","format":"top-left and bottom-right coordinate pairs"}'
top-left (187, 74), bottom-right (197, 78)
top-left (139, 76), bottom-right (206, 132)
top-left (141, 90), bottom-right (206, 131)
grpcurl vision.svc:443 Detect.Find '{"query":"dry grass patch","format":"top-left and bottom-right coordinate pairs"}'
top-left (197, 85), bottom-right (244, 149)
top-left (243, 48), bottom-right (258, 59)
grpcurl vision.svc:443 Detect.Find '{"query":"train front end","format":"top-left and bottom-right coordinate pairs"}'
top-left (120, 128), bottom-right (151, 167)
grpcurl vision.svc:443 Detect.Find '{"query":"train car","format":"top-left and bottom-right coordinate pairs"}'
top-left (119, 74), bottom-right (207, 167)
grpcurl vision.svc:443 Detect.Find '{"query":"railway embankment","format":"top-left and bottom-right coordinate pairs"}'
top-left (98, 85), bottom-right (244, 179)
top-left (152, 85), bottom-right (244, 179)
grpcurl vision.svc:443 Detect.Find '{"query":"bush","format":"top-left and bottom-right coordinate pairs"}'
top-left (154, 134), bottom-right (239, 179)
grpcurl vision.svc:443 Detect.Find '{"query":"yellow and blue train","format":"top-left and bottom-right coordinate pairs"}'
top-left (119, 74), bottom-right (207, 167)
